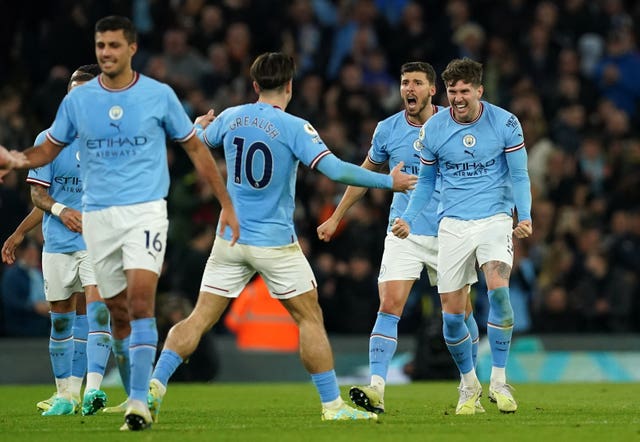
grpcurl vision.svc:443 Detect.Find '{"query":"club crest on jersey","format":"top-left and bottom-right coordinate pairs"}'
top-left (109, 105), bottom-right (124, 120)
top-left (462, 134), bottom-right (476, 148)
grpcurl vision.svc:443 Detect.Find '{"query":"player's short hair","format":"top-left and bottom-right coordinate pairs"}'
top-left (68, 64), bottom-right (100, 90)
top-left (71, 64), bottom-right (100, 82)
top-left (250, 52), bottom-right (296, 91)
top-left (441, 58), bottom-right (483, 87)
top-left (400, 62), bottom-right (436, 85)
top-left (95, 15), bottom-right (137, 44)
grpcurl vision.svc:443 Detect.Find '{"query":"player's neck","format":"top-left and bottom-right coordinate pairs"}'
top-left (258, 95), bottom-right (287, 111)
top-left (410, 103), bottom-right (435, 126)
top-left (100, 68), bottom-right (136, 90)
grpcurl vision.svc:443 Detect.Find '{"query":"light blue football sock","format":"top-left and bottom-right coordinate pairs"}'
top-left (487, 287), bottom-right (514, 368)
top-left (128, 318), bottom-right (158, 402)
top-left (465, 312), bottom-right (479, 369)
top-left (311, 369), bottom-right (341, 403)
top-left (369, 312), bottom-right (400, 381)
top-left (86, 301), bottom-right (112, 378)
top-left (442, 312), bottom-right (473, 374)
top-left (112, 336), bottom-right (131, 394)
top-left (151, 349), bottom-right (183, 387)
top-left (50, 311), bottom-right (76, 380)
top-left (71, 314), bottom-right (88, 379)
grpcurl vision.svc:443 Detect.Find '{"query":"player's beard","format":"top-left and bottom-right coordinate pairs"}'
top-left (404, 97), bottom-right (429, 121)
top-left (406, 96), bottom-right (429, 118)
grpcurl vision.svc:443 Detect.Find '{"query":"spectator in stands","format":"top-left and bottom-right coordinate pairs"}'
top-left (1, 238), bottom-right (49, 337)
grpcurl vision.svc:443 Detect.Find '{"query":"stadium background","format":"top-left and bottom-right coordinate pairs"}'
top-left (0, 0), bottom-right (638, 384)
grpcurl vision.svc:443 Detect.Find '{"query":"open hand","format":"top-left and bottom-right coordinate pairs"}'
top-left (389, 161), bottom-right (417, 193)
top-left (195, 109), bottom-right (216, 130)
top-left (219, 206), bottom-right (240, 246)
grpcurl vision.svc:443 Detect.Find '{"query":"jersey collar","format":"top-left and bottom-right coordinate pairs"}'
top-left (98, 71), bottom-right (140, 92)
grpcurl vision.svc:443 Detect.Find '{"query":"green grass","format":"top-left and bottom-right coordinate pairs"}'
top-left (0, 382), bottom-right (638, 441)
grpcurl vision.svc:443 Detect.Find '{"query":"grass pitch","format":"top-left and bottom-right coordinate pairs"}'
top-left (0, 382), bottom-right (637, 441)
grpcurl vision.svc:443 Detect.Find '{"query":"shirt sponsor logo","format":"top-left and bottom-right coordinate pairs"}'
top-left (445, 159), bottom-right (496, 176)
top-left (53, 175), bottom-right (82, 193)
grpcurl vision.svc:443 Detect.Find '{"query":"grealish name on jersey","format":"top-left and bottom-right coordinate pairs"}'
top-left (229, 116), bottom-right (280, 139)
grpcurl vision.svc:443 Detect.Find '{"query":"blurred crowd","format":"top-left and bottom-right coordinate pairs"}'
top-left (0, 0), bottom-right (639, 338)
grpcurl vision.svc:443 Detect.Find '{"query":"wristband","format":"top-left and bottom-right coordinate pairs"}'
top-left (51, 202), bottom-right (67, 217)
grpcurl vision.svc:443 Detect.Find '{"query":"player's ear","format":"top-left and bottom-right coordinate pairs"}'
top-left (252, 81), bottom-right (261, 95)
top-left (129, 42), bottom-right (138, 57)
top-left (477, 85), bottom-right (484, 99)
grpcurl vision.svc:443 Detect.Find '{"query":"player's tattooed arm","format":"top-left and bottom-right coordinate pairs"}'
top-left (30, 184), bottom-right (83, 233)
top-left (30, 184), bottom-right (56, 213)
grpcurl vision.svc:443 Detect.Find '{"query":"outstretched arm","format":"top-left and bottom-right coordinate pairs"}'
top-left (317, 157), bottom-right (384, 242)
top-left (0, 147), bottom-right (28, 183)
top-left (1, 208), bottom-right (43, 264)
top-left (181, 134), bottom-right (240, 245)
top-left (22, 138), bottom-right (64, 169)
top-left (315, 153), bottom-right (416, 192)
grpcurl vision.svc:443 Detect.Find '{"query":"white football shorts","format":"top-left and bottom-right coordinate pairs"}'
top-left (437, 213), bottom-right (513, 293)
top-left (378, 232), bottom-right (439, 285)
top-left (83, 199), bottom-right (168, 299)
top-left (200, 237), bottom-right (317, 299)
top-left (42, 250), bottom-right (97, 302)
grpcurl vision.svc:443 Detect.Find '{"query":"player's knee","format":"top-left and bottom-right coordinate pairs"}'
top-left (442, 312), bottom-right (466, 342)
top-left (488, 287), bottom-right (513, 326)
top-left (51, 315), bottom-right (73, 333)
top-left (90, 302), bottom-right (110, 327)
top-left (379, 296), bottom-right (404, 316)
top-left (107, 302), bottom-right (129, 329)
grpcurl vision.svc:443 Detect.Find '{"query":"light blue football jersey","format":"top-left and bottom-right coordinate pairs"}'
top-left (417, 101), bottom-right (530, 221)
top-left (368, 106), bottom-right (443, 236)
top-left (47, 73), bottom-right (195, 211)
top-left (201, 102), bottom-right (386, 246)
top-left (26, 131), bottom-right (86, 253)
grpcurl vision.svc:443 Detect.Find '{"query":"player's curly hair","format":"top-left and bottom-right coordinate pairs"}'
top-left (441, 58), bottom-right (483, 87)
